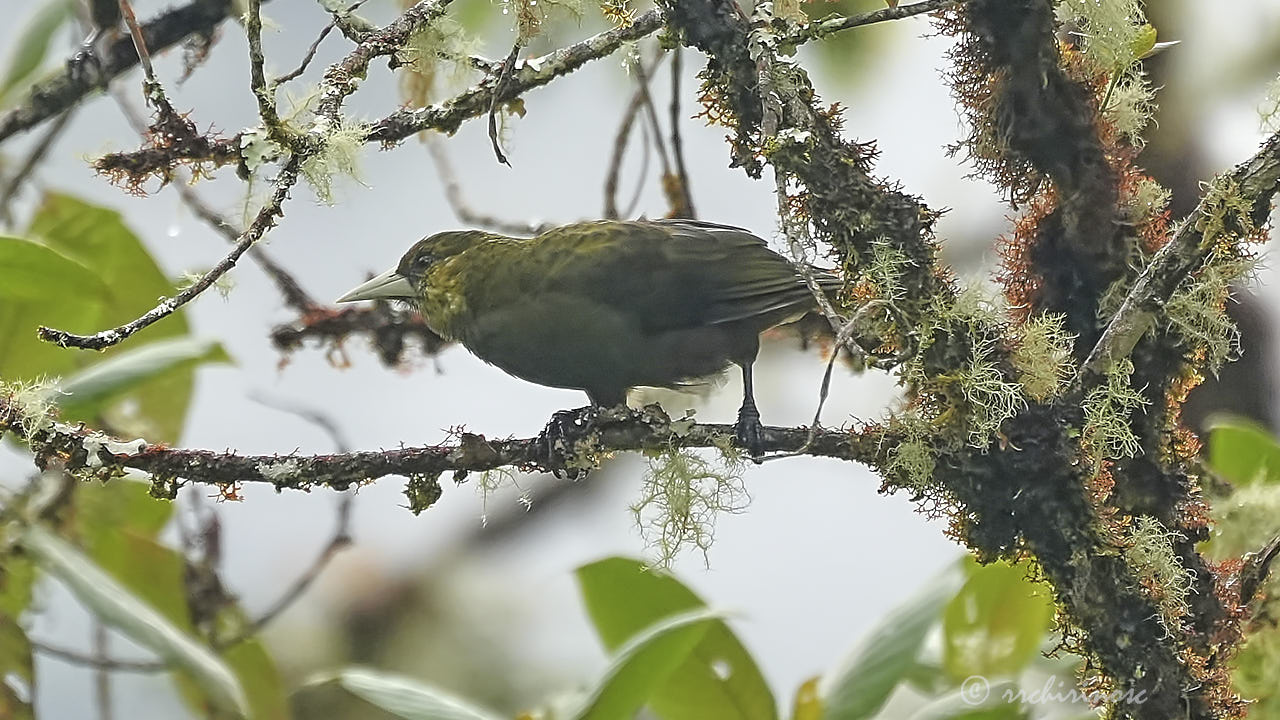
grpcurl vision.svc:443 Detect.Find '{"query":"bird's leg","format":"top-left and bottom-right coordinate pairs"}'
top-left (735, 363), bottom-right (765, 459)
top-left (538, 405), bottom-right (600, 480)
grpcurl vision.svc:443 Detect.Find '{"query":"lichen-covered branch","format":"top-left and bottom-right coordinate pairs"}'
top-left (1076, 129), bottom-right (1280, 390)
top-left (37, 157), bottom-right (301, 350)
top-left (269, 304), bottom-right (448, 366)
top-left (367, 9), bottom-right (667, 144)
top-left (0, 0), bottom-right (243, 144)
top-left (0, 395), bottom-right (886, 514)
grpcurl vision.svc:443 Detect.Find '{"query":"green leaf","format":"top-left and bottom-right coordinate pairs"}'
top-left (576, 556), bottom-right (777, 720)
top-left (1206, 416), bottom-right (1280, 486)
top-left (224, 638), bottom-right (290, 720)
top-left (820, 560), bottom-right (966, 720)
top-left (0, 236), bottom-right (110, 381)
top-left (572, 608), bottom-right (723, 720)
top-left (942, 560), bottom-right (1055, 681)
top-left (0, 614), bottom-right (33, 720)
top-left (0, 551), bottom-right (36, 619)
top-left (59, 337), bottom-right (232, 416)
top-left (310, 667), bottom-right (504, 720)
top-left (28, 192), bottom-right (197, 442)
top-left (0, 0), bottom-right (75, 103)
top-left (907, 681), bottom-right (1027, 720)
top-left (21, 524), bottom-right (247, 716)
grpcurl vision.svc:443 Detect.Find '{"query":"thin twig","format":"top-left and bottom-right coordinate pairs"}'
top-left (796, 0), bottom-right (961, 43)
top-left (246, 0), bottom-right (282, 133)
top-left (603, 51), bottom-right (667, 219)
top-left (108, 87), bottom-right (319, 312)
top-left (425, 137), bottom-right (551, 235)
top-left (369, 9), bottom-right (666, 144)
top-left (274, 26), bottom-right (336, 86)
top-left (0, 109), bottom-right (76, 226)
top-left (487, 44), bottom-right (521, 166)
top-left (273, 0), bottom-right (373, 86)
top-left (630, 56), bottom-right (673, 180)
top-left (92, 621), bottom-right (113, 720)
top-left (668, 46), bottom-right (696, 218)
top-left (115, 0), bottom-right (155, 82)
top-left (38, 157), bottom-right (303, 350)
top-left (604, 87), bottom-right (648, 219)
top-left (31, 640), bottom-right (163, 673)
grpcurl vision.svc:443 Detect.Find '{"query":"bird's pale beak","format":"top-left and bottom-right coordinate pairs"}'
top-left (336, 267), bottom-right (415, 303)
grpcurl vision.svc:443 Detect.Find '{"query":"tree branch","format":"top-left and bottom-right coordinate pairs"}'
top-left (0, 0), bottom-right (243, 144)
top-left (1, 395), bottom-right (885, 507)
top-left (37, 157), bottom-right (302, 350)
top-left (1074, 129), bottom-right (1280, 393)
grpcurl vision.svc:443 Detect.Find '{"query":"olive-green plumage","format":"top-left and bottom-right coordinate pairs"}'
top-left (338, 219), bottom-right (838, 450)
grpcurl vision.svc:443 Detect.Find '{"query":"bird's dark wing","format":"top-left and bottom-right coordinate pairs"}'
top-left (487, 219), bottom-right (836, 334)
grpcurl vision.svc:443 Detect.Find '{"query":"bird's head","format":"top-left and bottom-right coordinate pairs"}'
top-left (336, 230), bottom-right (493, 304)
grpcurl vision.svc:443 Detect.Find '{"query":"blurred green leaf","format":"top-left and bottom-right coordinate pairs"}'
top-left (577, 556), bottom-right (777, 720)
top-left (0, 613), bottom-right (33, 720)
top-left (0, 236), bottom-right (109, 380)
top-left (73, 479), bottom-right (184, 628)
top-left (1207, 416), bottom-right (1280, 486)
top-left (791, 677), bottom-right (823, 720)
top-left (225, 638), bottom-right (290, 720)
top-left (28, 192), bottom-right (198, 442)
top-left (22, 524), bottom-right (248, 716)
top-left (0, 551), bottom-right (36, 619)
top-left (311, 667), bottom-right (504, 720)
top-left (907, 681), bottom-right (1027, 720)
top-left (942, 560), bottom-right (1055, 681)
top-left (60, 336), bottom-right (231, 415)
top-left (0, 0), bottom-right (75, 103)
top-left (573, 609), bottom-right (723, 720)
top-left (820, 560), bottom-right (966, 720)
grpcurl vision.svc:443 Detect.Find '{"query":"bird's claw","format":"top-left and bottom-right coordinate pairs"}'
top-left (538, 406), bottom-right (600, 479)
top-left (734, 406), bottom-right (765, 461)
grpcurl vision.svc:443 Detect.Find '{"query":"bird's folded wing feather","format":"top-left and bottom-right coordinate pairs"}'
top-left (520, 220), bottom-right (828, 331)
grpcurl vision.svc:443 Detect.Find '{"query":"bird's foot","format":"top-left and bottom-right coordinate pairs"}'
top-left (734, 405), bottom-right (765, 461)
top-left (68, 38), bottom-right (108, 89)
top-left (538, 405), bottom-right (602, 479)
top-left (538, 404), bottom-right (648, 478)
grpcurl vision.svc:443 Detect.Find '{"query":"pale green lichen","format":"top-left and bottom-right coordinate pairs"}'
top-left (1125, 175), bottom-right (1172, 224)
top-left (398, 17), bottom-right (479, 106)
top-left (959, 333), bottom-right (1029, 446)
top-left (903, 286), bottom-right (1027, 449)
top-left (886, 414), bottom-right (937, 491)
top-left (631, 447), bottom-right (749, 568)
top-left (1166, 251), bottom-right (1257, 374)
top-left (476, 467), bottom-right (528, 526)
top-left (1056, 0), bottom-right (1150, 72)
top-left (1197, 176), bottom-right (1258, 243)
top-left (1056, 1), bottom-right (1161, 146)
top-left (865, 240), bottom-right (911, 303)
top-left (1123, 515), bottom-right (1194, 627)
top-left (1106, 70), bottom-right (1157, 147)
top-left (2, 378), bottom-right (60, 437)
top-left (178, 271), bottom-right (235, 300)
top-left (1010, 313), bottom-right (1076, 402)
top-left (1081, 357), bottom-right (1149, 469)
top-left (300, 121), bottom-right (368, 204)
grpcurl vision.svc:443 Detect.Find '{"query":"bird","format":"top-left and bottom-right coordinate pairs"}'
top-left (336, 219), bottom-right (841, 456)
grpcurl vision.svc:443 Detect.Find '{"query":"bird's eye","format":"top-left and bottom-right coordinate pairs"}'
top-left (414, 254), bottom-right (434, 270)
